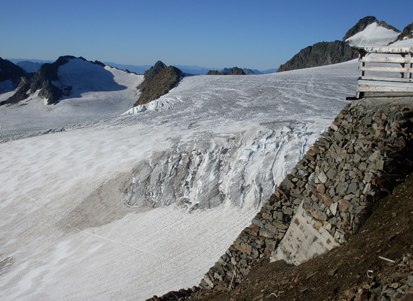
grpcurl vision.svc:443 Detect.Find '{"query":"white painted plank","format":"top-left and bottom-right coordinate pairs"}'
top-left (359, 66), bottom-right (413, 73)
top-left (360, 57), bottom-right (413, 64)
top-left (358, 85), bottom-right (413, 92)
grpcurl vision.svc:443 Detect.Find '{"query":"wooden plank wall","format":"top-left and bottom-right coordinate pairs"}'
top-left (355, 46), bottom-right (413, 97)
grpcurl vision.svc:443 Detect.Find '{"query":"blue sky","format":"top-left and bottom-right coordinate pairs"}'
top-left (1, 0), bottom-right (412, 70)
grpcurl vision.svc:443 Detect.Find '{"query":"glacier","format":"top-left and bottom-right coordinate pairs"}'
top-left (0, 59), bottom-right (359, 300)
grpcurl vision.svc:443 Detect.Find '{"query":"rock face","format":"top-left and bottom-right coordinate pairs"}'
top-left (138, 61), bottom-right (167, 91)
top-left (277, 41), bottom-right (358, 72)
top-left (0, 58), bottom-right (27, 93)
top-left (395, 22), bottom-right (413, 41)
top-left (2, 56), bottom-right (106, 105)
top-left (207, 67), bottom-right (246, 75)
top-left (134, 65), bottom-right (182, 106)
top-left (190, 100), bottom-right (413, 291)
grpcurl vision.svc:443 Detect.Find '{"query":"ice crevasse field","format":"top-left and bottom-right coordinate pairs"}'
top-left (0, 59), bottom-right (359, 300)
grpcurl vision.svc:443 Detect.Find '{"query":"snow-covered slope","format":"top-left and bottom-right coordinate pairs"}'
top-left (0, 60), bottom-right (359, 300)
top-left (345, 22), bottom-right (400, 47)
top-left (0, 59), bottom-right (143, 140)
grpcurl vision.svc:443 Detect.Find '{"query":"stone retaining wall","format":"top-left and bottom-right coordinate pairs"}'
top-left (199, 98), bottom-right (413, 290)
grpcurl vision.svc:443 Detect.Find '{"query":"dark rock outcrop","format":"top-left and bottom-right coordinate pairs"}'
top-left (0, 58), bottom-right (27, 92)
top-left (395, 22), bottom-right (413, 41)
top-left (228, 67), bottom-right (246, 75)
top-left (134, 66), bottom-right (182, 106)
top-left (277, 41), bottom-right (358, 72)
top-left (206, 67), bottom-right (246, 75)
top-left (138, 61), bottom-right (167, 91)
top-left (206, 70), bottom-right (221, 75)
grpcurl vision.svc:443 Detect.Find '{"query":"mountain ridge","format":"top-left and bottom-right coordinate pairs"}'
top-left (0, 57), bottom-right (27, 94)
top-left (278, 16), bottom-right (403, 73)
top-left (1, 56), bottom-right (121, 106)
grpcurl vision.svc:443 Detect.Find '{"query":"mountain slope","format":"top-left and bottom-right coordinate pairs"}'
top-left (0, 57), bottom-right (27, 94)
top-left (3, 56), bottom-right (130, 106)
top-left (0, 57), bottom-right (143, 139)
top-left (345, 21), bottom-right (400, 47)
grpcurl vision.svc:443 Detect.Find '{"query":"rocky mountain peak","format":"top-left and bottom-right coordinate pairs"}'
top-left (342, 16), bottom-right (379, 41)
top-left (138, 60), bottom-right (167, 91)
top-left (206, 67), bottom-right (247, 75)
top-left (2, 55), bottom-right (109, 106)
top-left (134, 65), bottom-right (182, 107)
top-left (342, 16), bottom-right (400, 43)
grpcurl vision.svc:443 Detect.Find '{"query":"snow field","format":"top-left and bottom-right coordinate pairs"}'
top-left (0, 60), bottom-right (360, 300)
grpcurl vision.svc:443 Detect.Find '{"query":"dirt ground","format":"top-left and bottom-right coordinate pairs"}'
top-left (160, 171), bottom-right (413, 301)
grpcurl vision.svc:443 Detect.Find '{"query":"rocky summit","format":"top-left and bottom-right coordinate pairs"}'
top-left (134, 65), bottom-right (182, 106)
top-left (207, 67), bottom-right (246, 75)
top-left (138, 60), bottom-right (167, 91)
